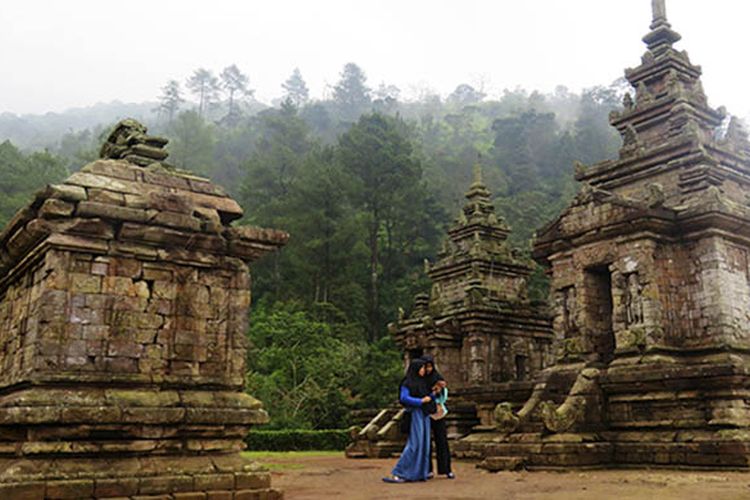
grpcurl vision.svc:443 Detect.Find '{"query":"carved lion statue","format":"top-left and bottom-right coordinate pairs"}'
top-left (493, 402), bottom-right (520, 434)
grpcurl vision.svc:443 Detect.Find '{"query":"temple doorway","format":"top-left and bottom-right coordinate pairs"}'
top-left (584, 265), bottom-right (615, 362)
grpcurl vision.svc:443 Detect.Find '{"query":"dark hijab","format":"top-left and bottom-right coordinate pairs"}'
top-left (400, 358), bottom-right (437, 415)
top-left (401, 358), bottom-right (430, 398)
top-left (420, 354), bottom-right (444, 388)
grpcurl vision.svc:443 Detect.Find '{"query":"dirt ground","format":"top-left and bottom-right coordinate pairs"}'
top-left (257, 453), bottom-right (750, 500)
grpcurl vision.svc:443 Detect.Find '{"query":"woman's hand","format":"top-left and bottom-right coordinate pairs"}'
top-left (421, 396), bottom-right (432, 403)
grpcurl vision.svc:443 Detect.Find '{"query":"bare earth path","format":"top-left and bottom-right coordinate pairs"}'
top-left (250, 453), bottom-right (750, 500)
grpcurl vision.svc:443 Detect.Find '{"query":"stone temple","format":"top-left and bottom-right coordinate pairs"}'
top-left (352, 0), bottom-right (750, 470)
top-left (0, 120), bottom-right (287, 497)
top-left (455, 0), bottom-right (750, 469)
top-left (347, 166), bottom-right (554, 458)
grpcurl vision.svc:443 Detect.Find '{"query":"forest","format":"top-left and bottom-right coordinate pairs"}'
top-left (0, 63), bottom-right (625, 429)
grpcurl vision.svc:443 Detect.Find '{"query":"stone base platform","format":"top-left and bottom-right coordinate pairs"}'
top-left (456, 432), bottom-right (613, 469)
top-left (0, 454), bottom-right (282, 499)
top-left (456, 354), bottom-right (750, 470)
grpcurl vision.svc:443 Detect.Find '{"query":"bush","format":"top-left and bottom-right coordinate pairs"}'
top-left (245, 429), bottom-right (350, 451)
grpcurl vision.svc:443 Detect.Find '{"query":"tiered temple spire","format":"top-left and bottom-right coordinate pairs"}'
top-left (643, 0), bottom-right (681, 54)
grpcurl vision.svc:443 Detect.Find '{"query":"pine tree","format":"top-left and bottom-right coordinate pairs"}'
top-left (156, 80), bottom-right (184, 123)
top-left (282, 68), bottom-right (310, 108)
top-left (186, 68), bottom-right (220, 118)
top-left (333, 63), bottom-right (371, 122)
top-left (220, 64), bottom-right (252, 124)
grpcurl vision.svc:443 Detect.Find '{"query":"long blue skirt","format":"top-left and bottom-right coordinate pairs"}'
top-left (392, 409), bottom-right (431, 481)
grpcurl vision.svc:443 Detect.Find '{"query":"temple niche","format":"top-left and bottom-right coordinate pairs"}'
top-left (347, 165), bottom-right (554, 458)
top-left (0, 120), bottom-right (287, 497)
top-left (456, 0), bottom-right (750, 469)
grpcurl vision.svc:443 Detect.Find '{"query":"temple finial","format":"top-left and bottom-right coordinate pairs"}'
top-left (473, 163), bottom-right (483, 186)
top-left (651, 0), bottom-right (669, 28)
top-left (644, 0), bottom-right (680, 53)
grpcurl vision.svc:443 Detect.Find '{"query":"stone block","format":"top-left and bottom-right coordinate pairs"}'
top-left (69, 273), bottom-right (102, 294)
top-left (138, 475), bottom-right (194, 494)
top-left (45, 479), bottom-right (95, 499)
top-left (233, 491), bottom-right (262, 500)
top-left (0, 481), bottom-right (46, 500)
top-left (95, 478), bottom-right (140, 497)
top-left (77, 201), bottom-right (149, 223)
top-left (173, 493), bottom-right (208, 500)
top-left (194, 474), bottom-right (234, 491)
top-left (88, 188), bottom-right (126, 206)
top-left (39, 199), bottom-right (76, 218)
top-left (206, 492), bottom-right (233, 500)
top-left (234, 472), bottom-right (270, 490)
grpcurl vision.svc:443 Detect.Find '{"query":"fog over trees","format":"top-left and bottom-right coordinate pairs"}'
top-left (0, 62), bottom-right (625, 429)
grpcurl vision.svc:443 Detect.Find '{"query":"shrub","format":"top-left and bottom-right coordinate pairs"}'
top-left (245, 429), bottom-right (350, 451)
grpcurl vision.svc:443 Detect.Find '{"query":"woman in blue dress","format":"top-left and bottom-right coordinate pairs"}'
top-left (383, 358), bottom-right (435, 483)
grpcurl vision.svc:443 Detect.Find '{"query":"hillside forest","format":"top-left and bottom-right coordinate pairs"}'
top-left (0, 63), bottom-right (626, 429)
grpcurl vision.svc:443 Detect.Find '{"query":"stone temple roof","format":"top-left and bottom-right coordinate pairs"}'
top-left (0, 121), bottom-right (288, 285)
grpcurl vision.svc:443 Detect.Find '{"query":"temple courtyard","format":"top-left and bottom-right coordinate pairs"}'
top-left (251, 452), bottom-right (750, 499)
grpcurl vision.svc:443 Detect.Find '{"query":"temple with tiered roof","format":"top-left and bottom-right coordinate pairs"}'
top-left (456, 0), bottom-right (750, 469)
top-left (347, 166), bottom-right (553, 458)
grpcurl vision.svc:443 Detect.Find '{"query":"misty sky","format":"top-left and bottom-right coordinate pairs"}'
top-left (2, 0), bottom-right (749, 116)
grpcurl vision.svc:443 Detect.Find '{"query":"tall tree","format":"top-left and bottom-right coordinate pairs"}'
top-left (337, 113), bottom-right (440, 340)
top-left (282, 68), bottom-right (310, 108)
top-left (0, 141), bottom-right (67, 227)
top-left (186, 68), bottom-right (220, 118)
top-left (156, 80), bottom-right (185, 123)
top-left (166, 111), bottom-right (216, 175)
top-left (220, 64), bottom-right (252, 124)
top-left (333, 63), bottom-right (371, 122)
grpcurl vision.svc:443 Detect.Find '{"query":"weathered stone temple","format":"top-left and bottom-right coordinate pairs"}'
top-left (456, 0), bottom-right (750, 469)
top-left (347, 167), bottom-right (554, 458)
top-left (0, 120), bottom-right (287, 497)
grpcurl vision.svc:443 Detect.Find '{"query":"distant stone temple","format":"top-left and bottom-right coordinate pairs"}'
top-left (0, 120), bottom-right (287, 497)
top-left (456, 0), bottom-right (750, 469)
top-left (347, 166), bottom-right (553, 458)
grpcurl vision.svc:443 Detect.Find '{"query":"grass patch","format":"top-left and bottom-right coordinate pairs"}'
top-left (243, 450), bottom-right (342, 470)
top-left (243, 450), bottom-right (342, 460)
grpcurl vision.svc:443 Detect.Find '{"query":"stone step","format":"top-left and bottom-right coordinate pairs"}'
top-left (478, 455), bottom-right (527, 472)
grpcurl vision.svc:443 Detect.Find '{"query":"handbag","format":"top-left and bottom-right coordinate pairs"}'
top-left (430, 388), bottom-right (449, 421)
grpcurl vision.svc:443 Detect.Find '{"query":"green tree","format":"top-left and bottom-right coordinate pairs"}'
top-left (338, 113), bottom-right (443, 340)
top-left (0, 141), bottom-right (67, 227)
top-left (186, 68), bottom-right (220, 118)
top-left (156, 80), bottom-right (185, 123)
top-left (246, 303), bottom-right (359, 429)
top-left (282, 68), bottom-right (310, 108)
top-left (220, 64), bottom-right (252, 125)
top-left (166, 110), bottom-right (216, 175)
top-left (333, 63), bottom-right (371, 122)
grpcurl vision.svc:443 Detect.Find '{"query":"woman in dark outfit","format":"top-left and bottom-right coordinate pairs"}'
top-left (421, 354), bottom-right (454, 479)
top-left (383, 359), bottom-right (435, 483)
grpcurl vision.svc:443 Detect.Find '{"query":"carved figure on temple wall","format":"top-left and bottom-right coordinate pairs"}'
top-left (622, 92), bottom-right (634, 111)
top-left (469, 335), bottom-right (486, 383)
top-left (623, 124), bottom-right (639, 147)
top-left (636, 82), bottom-right (654, 106)
top-left (624, 273), bottom-right (644, 327)
top-left (665, 69), bottom-right (681, 94)
top-left (645, 183), bottom-right (665, 208)
top-left (562, 287), bottom-right (578, 339)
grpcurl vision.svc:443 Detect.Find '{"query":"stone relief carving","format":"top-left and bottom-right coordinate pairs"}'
top-left (623, 273), bottom-right (644, 327)
top-left (562, 286), bottom-right (578, 338)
